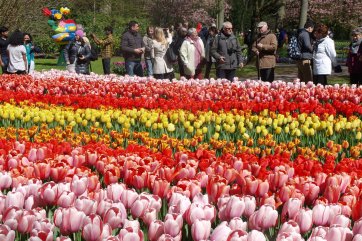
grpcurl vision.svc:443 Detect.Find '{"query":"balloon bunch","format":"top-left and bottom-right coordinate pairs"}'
top-left (42, 7), bottom-right (76, 44)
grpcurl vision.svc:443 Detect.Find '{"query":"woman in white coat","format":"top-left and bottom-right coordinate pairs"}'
top-left (312, 23), bottom-right (337, 85)
top-left (151, 27), bottom-right (174, 80)
top-left (179, 28), bottom-right (205, 79)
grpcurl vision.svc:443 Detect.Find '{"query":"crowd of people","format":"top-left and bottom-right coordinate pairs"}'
top-left (0, 20), bottom-right (361, 85)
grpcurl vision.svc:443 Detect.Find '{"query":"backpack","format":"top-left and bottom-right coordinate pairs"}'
top-left (287, 35), bottom-right (301, 60)
top-left (165, 42), bottom-right (178, 64)
top-left (89, 44), bottom-right (99, 61)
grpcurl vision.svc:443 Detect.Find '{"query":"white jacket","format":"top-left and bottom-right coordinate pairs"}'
top-left (313, 36), bottom-right (337, 75)
top-left (151, 40), bottom-right (173, 74)
top-left (179, 37), bottom-right (205, 76)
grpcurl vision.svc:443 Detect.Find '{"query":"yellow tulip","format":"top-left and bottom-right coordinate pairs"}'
top-left (356, 132), bottom-right (361, 140)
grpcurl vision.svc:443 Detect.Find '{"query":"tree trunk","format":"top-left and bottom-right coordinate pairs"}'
top-left (298, 0), bottom-right (308, 29)
top-left (277, 0), bottom-right (286, 27)
top-left (217, 0), bottom-right (225, 29)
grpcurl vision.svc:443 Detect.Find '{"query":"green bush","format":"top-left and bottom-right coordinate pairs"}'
top-left (33, 34), bottom-right (61, 56)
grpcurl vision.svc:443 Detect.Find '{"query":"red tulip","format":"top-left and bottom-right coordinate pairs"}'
top-left (152, 178), bottom-right (170, 198)
top-left (191, 219), bottom-right (211, 241)
top-left (206, 176), bottom-right (230, 203)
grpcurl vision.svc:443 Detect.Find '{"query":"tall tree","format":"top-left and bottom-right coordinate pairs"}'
top-left (217, 0), bottom-right (225, 29)
top-left (298, 0), bottom-right (308, 29)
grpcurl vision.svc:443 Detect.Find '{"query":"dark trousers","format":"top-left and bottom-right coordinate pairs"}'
top-left (260, 68), bottom-right (275, 82)
top-left (350, 73), bottom-right (362, 85)
top-left (1, 56), bottom-right (9, 74)
top-left (125, 61), bottom-right (144, 77)
top-left (102, 58), bottom-right (111, 75)
top-left (218, 69), bottom-right (236, 81)
top-left (313, 75), bottom-right (327, 85)
top-left (205, 61), bottom-right (217, 79)
top-left (177, 57), bottom-right (185, 77)
top-left (154, 72), bottom-right (175, 81)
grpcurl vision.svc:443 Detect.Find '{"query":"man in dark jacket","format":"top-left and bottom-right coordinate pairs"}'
top-left (297, 20), bottom-right (314, 82)
top-left (0, 26), bottom-right (9, 74)
top-left (211, 21), bottom-right (244, 81)
top-left (121, 21), bottom-right (145, 76)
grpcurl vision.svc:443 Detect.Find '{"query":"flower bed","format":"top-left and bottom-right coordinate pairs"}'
top-left (0, 70), bottom-right (361, 240)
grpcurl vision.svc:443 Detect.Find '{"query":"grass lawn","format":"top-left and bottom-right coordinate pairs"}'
top-left (34, 57), bottom-right (350, 85)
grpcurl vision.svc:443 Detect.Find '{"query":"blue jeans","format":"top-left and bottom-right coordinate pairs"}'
top-left (125, 61), bottom-right (144, 77)
top-left (145, 58), bottom-right (153, 76)
top-left (1, 56), bottom-right (9, 74)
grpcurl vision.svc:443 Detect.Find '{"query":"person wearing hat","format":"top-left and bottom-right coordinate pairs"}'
top-left (64, 29), bottom-right (91, 74)
top-left (346, 27), bottom-right (362, 85)
top-left (252, 21), bottom-right (278, 82)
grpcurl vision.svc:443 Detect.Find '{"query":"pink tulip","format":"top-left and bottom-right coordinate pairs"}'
top-left (192, 193), bottom-right (209, 205)
top-left (148, 220), bottom-right (164, 241)
top-left (219, 195), bottom-right (245, 221)
top-left (313, 204), bottom-right (330, 226)
top-left (38, 182), bottom-right (58, 206)
top-left (164, 213), bottom-right (183, 238)
top-left (210, 221), bottom-right (232, 241)
top-left (276, 232), bottom-right (303, 241)
top-left (75, 196), bottom-right (98, 216)
top-left (2, 206), bottom-right (23, 231)
top-left (82, 214), bottom-right (104, 241)
top-left (96, 199), bottom-right (113, 217)
top-left (131, 197), bottom-right (149, 218)
top-left (107, 183), bottom-right (126, 203)
top-left (123, 219), bottom-right (140, 232)
top-left (0, 224), bottom-right (15, 241)
top-left (168, 192), bottom-right (191, 216)
top-left (295, 208), bottom-right (313, 233)
top-left (353, 234), bottom-right (362, 241)
top-left (56, 237), bottom-right (72, 241)
top-left (247, 230), bottom-right (266, 241)
top-left (103, 206), bottom-right (127, 229)
top-left (70, 175), bottom-right (88, 197)
top-left (191, 219), bottom-right (211, 241)
top-left (278, 220), bottom-right (300, 235)
top-left (282, 198), bottom-right (302, 221)
top-left (54, 207), bottom-right (86, 235)
top-left (328, 204), bottom-right (342, 225)
top-left (227, 229), bottom-right (248, 241)
top-left (242, 195), bottom-right (256, 218)
top-left (28, 148), bottom-right (37, 162)
top-left (15, 141), bottom-right (25, 154)
top-left (309, 226), bottom-right (328, 240)
top-left (142, 208), bottom-right (158, 226)
top-left (34, 161), bottom-right (51, 180)
top-left (301, 181), bottom-right (320, 205)
top-left (324, 185), bottom-right (341, 204)
top-left (268, 170), bottom-right (289, 191)
top-left (57, 191), bottom-right (76, 208)
top-left (0, 172), bottom-right (12, 190)
top-left (229, 217), bottom-right (247, 231)
top-left (331, 214), bottom-right (351, 228)
top-left (353, 218), bottom-right (362, 235)
top-left (5, 191), bottom-right (25, 209)
top-left (86, 151), bottom-right (98, 165)
top-left (325, 225), bottom-right (353, 241)
top-left (249, 204), bottom-right (278, 231)
top-left (100, 224), bottom-right (113, 240)
top-left (118, 227), bottom-right (144, 241)
top-left (120, 188), bottom-right (138, 209)
top-left (29, 228), bottom-right (53, 241)
top-left (18, 210), bottom-right (37, 233)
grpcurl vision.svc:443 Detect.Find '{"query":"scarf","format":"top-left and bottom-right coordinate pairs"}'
top-left (351, 38), bottom-right (362, 54)
top-left (187, 36), bottom-right (202, 68)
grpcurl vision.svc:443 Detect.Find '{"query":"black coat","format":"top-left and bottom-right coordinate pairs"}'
top-left (121, 30), bottom-right (144, 61)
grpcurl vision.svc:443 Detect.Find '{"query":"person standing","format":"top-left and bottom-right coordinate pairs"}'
top-left (6, 30), bottom-right (27, 74)
top-left (151, 27), bottom-right (174, 80)
top-left (204, 25), bottom-right (218, 79)
top-left (346, 27), bottom-right (362, 85)
top-left (24, 33), bottom-right (40, 74)
top-left (252, 21), bottom-right (278, 82)
top-left (143, 26), bottom-right (154, 77)
top-left (211, 21), bottom-right (244, 81)
top-left (312, 24), bottom-right (337, 85)
top-left (0, 26), bottom-right (9, 74)
top-left (173, 27), bottom-right (188, 77)
top-left (121, 21), bottom-right (145, 77)
top-left (90, 26), bottom-right (114, 75)
top-left (64, 30), bottom-right (91, 74)
top-left (179, 28), bottom-right (205, 79)
top-left (296, 20), bottom-right (314, 82)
